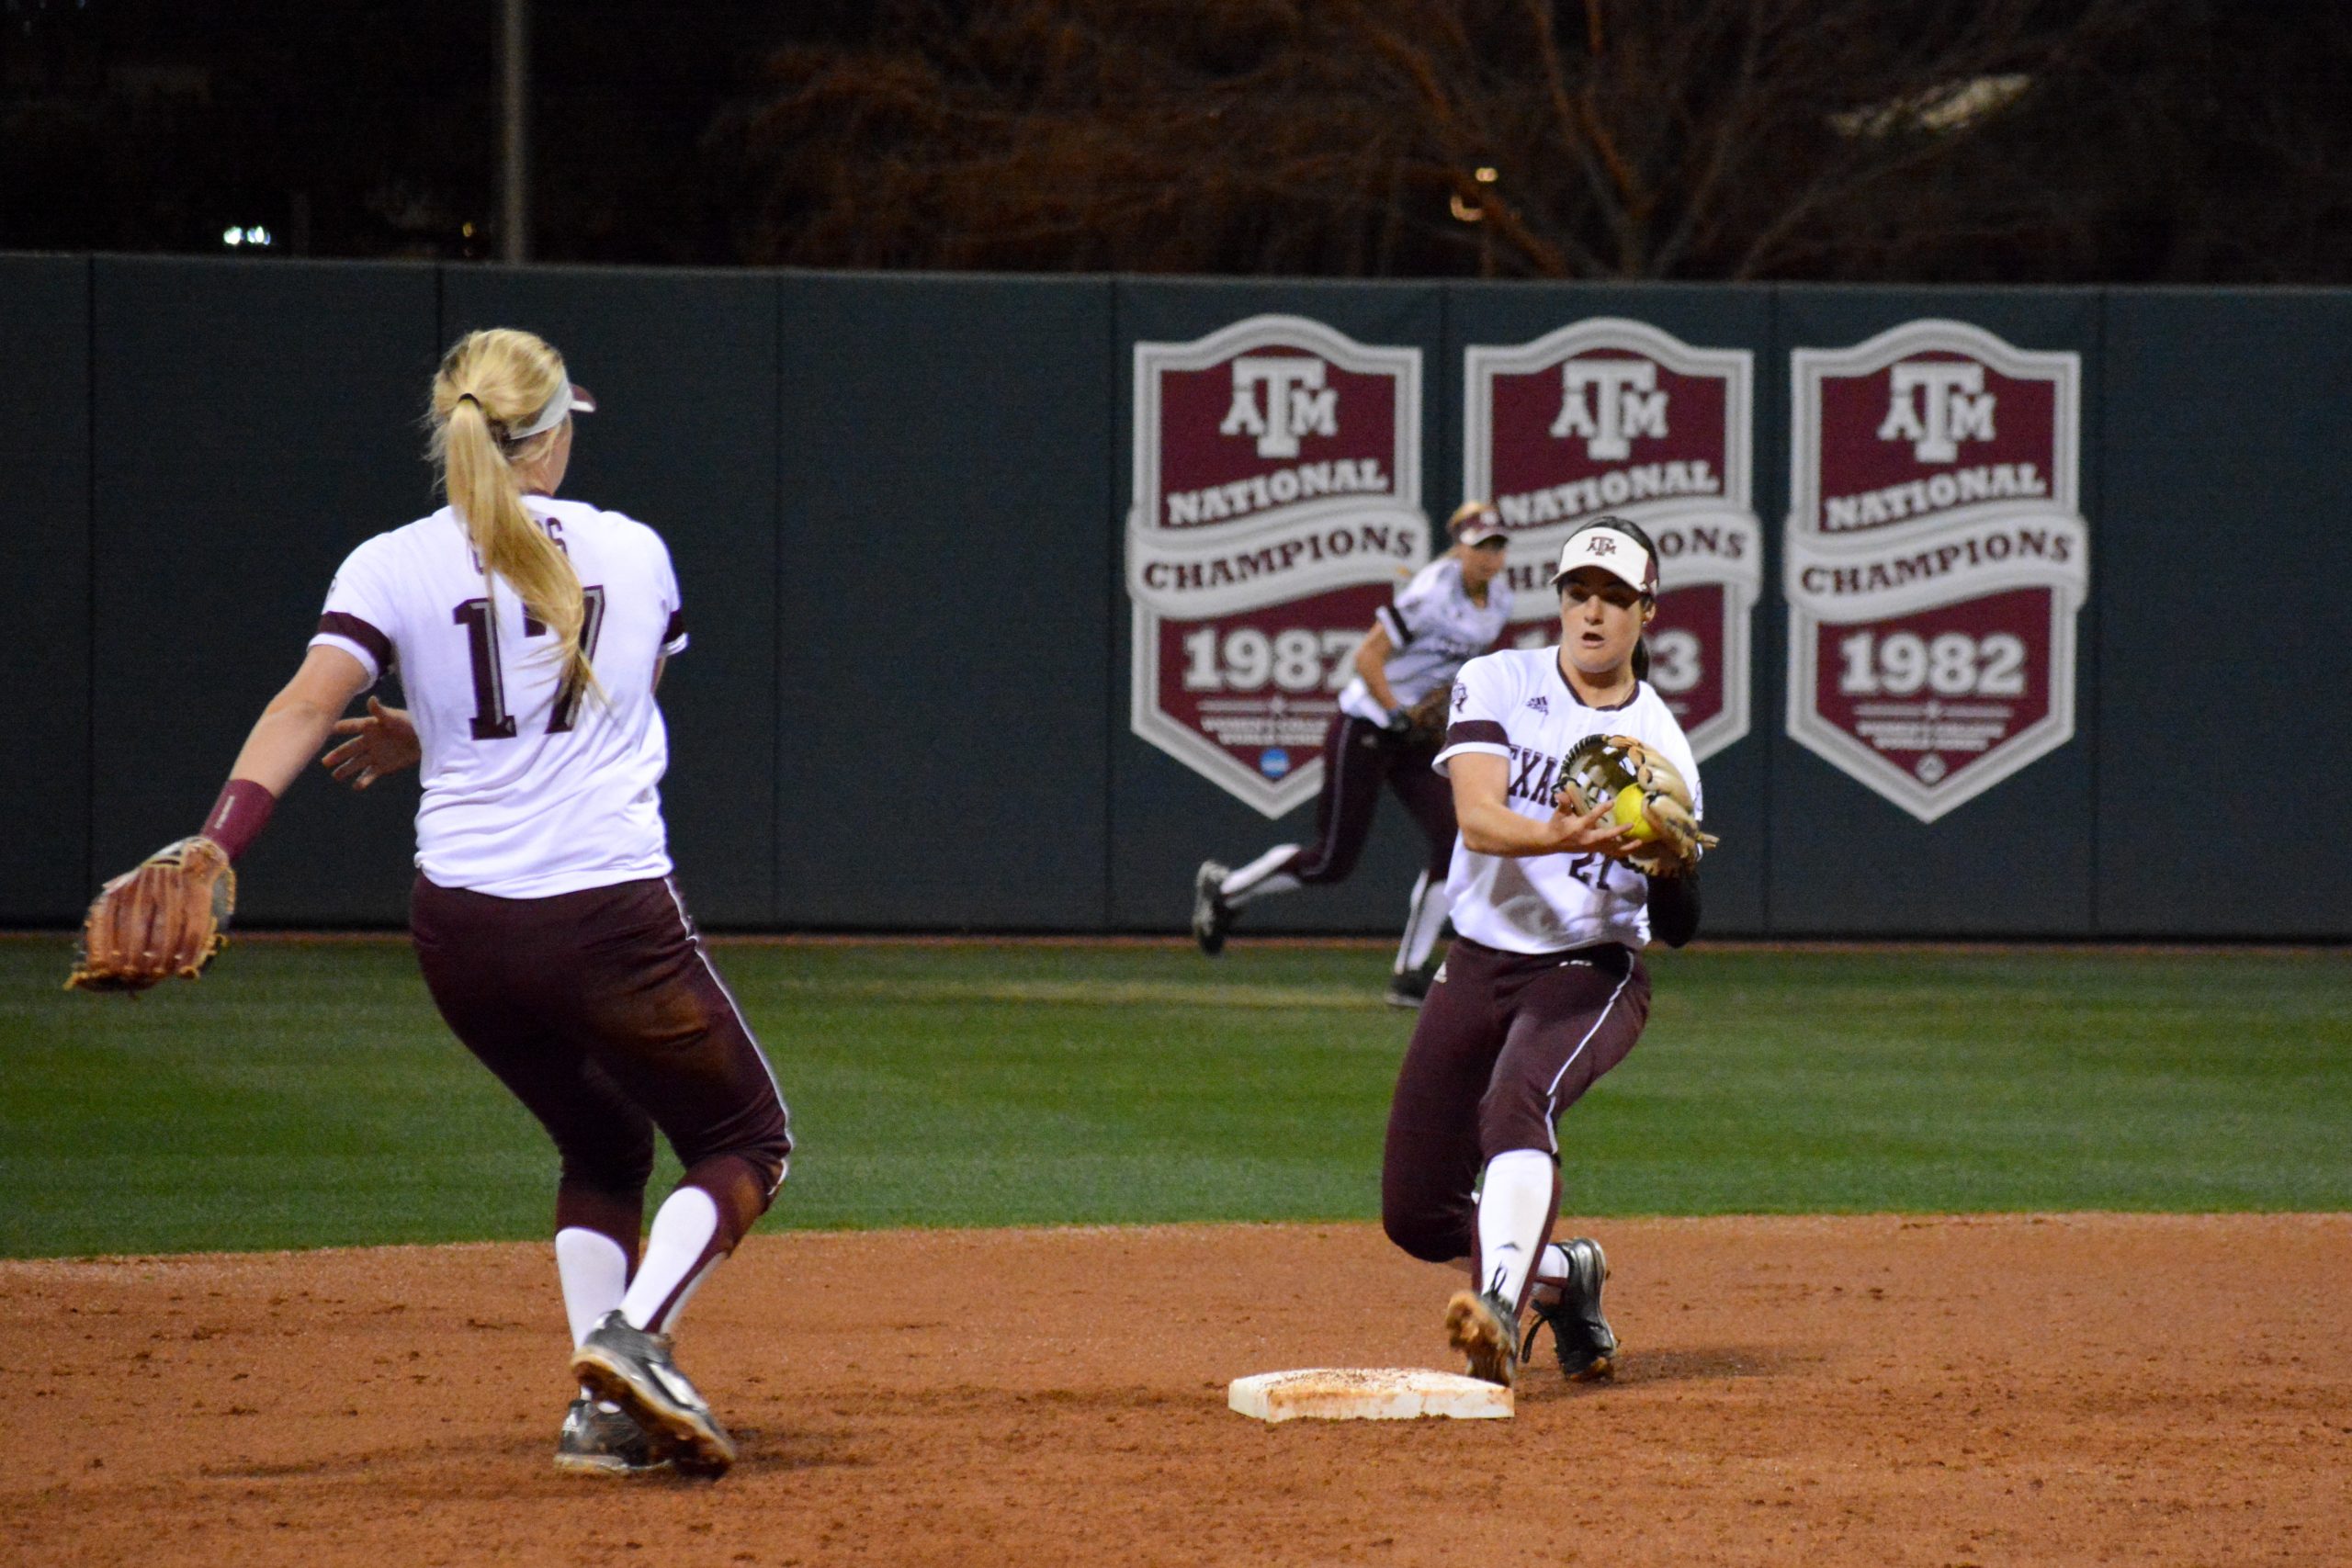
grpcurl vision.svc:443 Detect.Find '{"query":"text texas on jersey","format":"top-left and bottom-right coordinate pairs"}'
top-left (1128, 314), bottom-right (1428, 818)
top-left (1786, 319), bottom-right (2090, 823)
top-left (1464, 316), bottom-right (1760, 761)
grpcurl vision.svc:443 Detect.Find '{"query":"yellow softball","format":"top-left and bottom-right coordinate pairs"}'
top-left (1611, 785), bottom-right (1657, 840)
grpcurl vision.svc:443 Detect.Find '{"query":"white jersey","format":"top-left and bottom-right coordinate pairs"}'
top-left (1432, 647), bottom-right (1704, 955)
top-left (311, 497), bottom-right (689, 899)
top-left (1337, 557), bottom-right (1512, 724)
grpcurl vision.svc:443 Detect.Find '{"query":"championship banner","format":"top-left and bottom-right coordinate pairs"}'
top-left (1129, 314), bottom-right (1427, 818)
top-left (1786, 319), bottom-right (2088, 823)
top-left (1464, 318), bottom-right (1759, 760)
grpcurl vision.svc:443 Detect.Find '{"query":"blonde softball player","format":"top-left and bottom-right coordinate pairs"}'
top-left (154, 329), bottom-right (788, 1477)
top-left (1193, 502), bottom-right (1514, 1006)
top-left (1380, 514), bottom-right (1703, 1390)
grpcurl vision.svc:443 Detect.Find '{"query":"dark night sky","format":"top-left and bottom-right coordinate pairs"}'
top-left (1, 0), bottom-right (858, 261)
top-left (5, 0), bottom-right (2349, 282)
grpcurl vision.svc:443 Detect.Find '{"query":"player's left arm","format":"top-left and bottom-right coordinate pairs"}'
top-left (157, 643), bottom-right (375, 863)
top-left (1351, 622), bottom-right (1402, 713)
top-left (71, 635), bottom-right (371, 991)
top-left (1646, 867), bottom-right (1701, 946)
top-left (231, 645), bottom-right (375, 797)
top-left (1643, 721), bottom-right (1704, 946)
top-left (1481, 584), bottom-right (1515, 653)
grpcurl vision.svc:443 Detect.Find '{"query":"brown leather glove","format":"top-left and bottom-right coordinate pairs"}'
top-left (66, 837), bottom-right (237, 994)
top-left (1554, 734), bottom-right (1718, 877)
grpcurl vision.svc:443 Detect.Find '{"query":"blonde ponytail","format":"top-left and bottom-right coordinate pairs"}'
top-left (428, 330), bottom-right (596, 700)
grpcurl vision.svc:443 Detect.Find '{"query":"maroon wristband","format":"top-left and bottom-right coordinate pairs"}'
top-left (201, 779), bottom-right (277, 863)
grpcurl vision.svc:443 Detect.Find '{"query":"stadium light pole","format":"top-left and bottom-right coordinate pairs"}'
top-left (500, 0), bottom-right (530, 263)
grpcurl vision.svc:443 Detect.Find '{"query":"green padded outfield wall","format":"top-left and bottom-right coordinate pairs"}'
top-left (0, 257), bottom-right (94, 924)
top-left (774, 274), bottom-right (1117, 931)
top-left (9, 255), bottom-right (2348, 938)
top-left (88, 257), bottom-right (437, 927)
top-left (2093, 290), bottom-right (2352, 938)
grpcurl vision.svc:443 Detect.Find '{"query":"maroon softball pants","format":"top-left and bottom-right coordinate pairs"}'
top-left (1282, 713), bottom-right (1458, 886)
top-left (410, 874), bottom-right (792, 1264)
top-left (1381, 937), bottom-right (1651, 1266)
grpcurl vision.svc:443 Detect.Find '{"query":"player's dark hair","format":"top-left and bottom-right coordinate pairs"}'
top-left (1559, 514), bottom-right (1659, 682)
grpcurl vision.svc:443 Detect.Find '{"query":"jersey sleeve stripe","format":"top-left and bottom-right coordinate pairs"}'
top-left (1446, 719), bottom-right (1509, 749)
top-left (1374, 605), bottom-right (1408, 647)
top-left (316, 612), bottom-right (392, 671)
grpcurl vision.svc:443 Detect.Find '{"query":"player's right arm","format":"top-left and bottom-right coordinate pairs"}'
top-left (1448, 753), bottom-right (1636, 859)
top-left (322, 696), bottom-right (417, 791)
top-left (1351, 622), bottom-right (1401, 712)
top-left (1438, 657), bottom-right (1637, 860)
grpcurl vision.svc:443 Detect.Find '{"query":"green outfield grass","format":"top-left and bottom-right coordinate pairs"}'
top-left (2, 936), bottom-right (2346, 1258)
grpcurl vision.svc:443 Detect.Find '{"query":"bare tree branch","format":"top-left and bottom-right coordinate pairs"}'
top-left (712, 0), bottom-right (2338, 282)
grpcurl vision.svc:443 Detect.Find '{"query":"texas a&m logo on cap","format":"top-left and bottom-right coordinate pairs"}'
top-left (1128, 315), bottom-right (1426, 817)
top-left (1550, 523), bottom-right (1661, 595)
top-left (1785, 319), bottom-right (2089, 822)
top-left (1464, 317), bottom-right (1760, 760)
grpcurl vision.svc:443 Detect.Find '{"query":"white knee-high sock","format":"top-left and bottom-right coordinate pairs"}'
top-left (555, 1227), bottom-right (630, 1348)
top-left (1222, 844), bottom-right (1302, 908)
top-left (1395, 872), bottom-right (1451, 975)
top-left (619, 1187), bottom-right (721, 1333)
top-left (1474, 1150), bottom-right (1556, 1312)
top-left (1530, 1241), bottom-right (1574, 1303)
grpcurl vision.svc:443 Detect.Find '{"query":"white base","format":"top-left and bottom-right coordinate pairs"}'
top-left (1227, 1368), bottom-right (1513, 1423)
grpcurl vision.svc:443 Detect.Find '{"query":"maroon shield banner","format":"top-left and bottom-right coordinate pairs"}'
top-left (1464, 318), bottom-right (1759, 759)
top-left (1129, 315), bottom-right (1426, 816)
top-left (1786, 320), bottom-right (2088, 821)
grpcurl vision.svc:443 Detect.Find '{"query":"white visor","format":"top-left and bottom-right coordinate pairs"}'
top-left (1548, 526), bottom-right (1657, 594)
top-left (1453, 516), bottom-right (1507, 546)
top-left (504, 380), bottom-right (596, 443)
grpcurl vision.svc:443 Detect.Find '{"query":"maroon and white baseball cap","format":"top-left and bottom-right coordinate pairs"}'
top-left (506, 380), bottom-right (597, 441)
top-left (1547, 518), bottom-right (1658, 594)
top-left (1448, 499), bottom-right (1506, 546)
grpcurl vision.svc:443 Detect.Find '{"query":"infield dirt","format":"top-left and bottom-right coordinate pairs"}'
top-left (6, 1214), bottom-right (2346, 1567)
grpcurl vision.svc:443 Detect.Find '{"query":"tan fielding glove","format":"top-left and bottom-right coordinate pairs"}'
top-left (66, 837), bottom-right (237, 994)
top-left (1555, 734), bottom-right (1719, 878)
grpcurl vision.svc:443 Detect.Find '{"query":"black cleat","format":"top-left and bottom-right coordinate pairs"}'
top-left (1444, 1288), bottom-right (1521, 1389)
top-left (570, 1311), bottom-right (737, 1477)
top-left (1192, 861), bottom-right (1235, 956)
top-left (554, 1396), bottom-right (674, 1478)
top-left (1523, 1236), bottom-right (1617, 1382)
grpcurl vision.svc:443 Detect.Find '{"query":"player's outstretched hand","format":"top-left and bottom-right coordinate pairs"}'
top-left (1549, 796), bottom-right (1642, 860)
top-left (322, 697), bottom-right (419, 791)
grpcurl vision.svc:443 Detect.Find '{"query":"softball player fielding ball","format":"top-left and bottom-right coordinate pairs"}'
top-left (1381, 514), bottom-right (1704, 1391)
top-left (1193, 502), bottom-right (1513, 1007)
top-left (144, 329), bottom-right (790, 1477)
